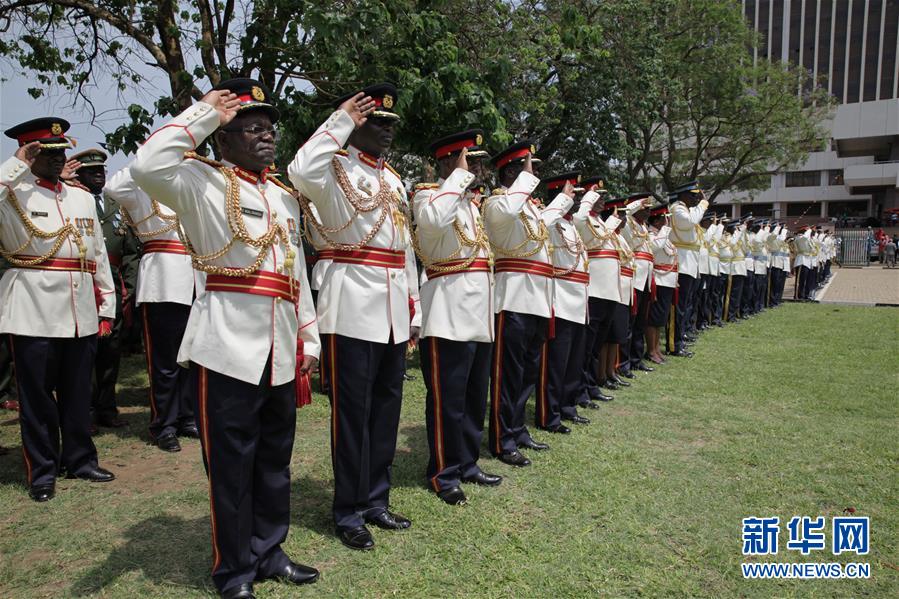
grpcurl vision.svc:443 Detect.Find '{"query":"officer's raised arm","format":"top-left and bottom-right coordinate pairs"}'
top-left (289, 93), bottom-right (374, 200)
top-left (131, 90), bottom-right (241, 214)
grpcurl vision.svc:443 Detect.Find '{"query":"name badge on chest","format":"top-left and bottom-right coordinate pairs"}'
top-left (241, 207), bottom-right (265, 218)
top-left (31, 211), bottom-right (48, 218)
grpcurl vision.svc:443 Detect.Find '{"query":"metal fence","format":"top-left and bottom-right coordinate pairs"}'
top-left (835, 229), bottom-right (871, 267)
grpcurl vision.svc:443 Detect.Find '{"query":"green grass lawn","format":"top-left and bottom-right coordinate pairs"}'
top-left (0, 303), bottom-right (897, 598)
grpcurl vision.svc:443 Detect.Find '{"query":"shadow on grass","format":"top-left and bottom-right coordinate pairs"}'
top-left (291, 474), bottom-right (335, 535)
top-left (70, 514), bottom-right (212, 596)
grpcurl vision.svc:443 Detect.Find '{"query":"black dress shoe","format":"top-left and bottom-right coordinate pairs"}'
top-left (518, 437), bottom-right (550, 451)
top-left (97, 415), bottom-right (128, 428)
top-left (564, 414), bottom-right (590, 425)
top-left (221, 582), bottom-right (255, 599)
top-left (497, 451), bottom-right (531, 467)
top-left (403, 372), bottom-right (416, 381)
top-left (268, 561), bottom-right (319, 585)
top-left (29, 484), bottom-right (55, 502)
top-left (178, 424), bottom-right (200, 439)
top-left (668, 349), bottom-right (694, 358)
top-left (461, 471), bottom-right (503, 486)
top-left (611, 376), bottom-right (631, 387)
top-left (338, 526), bottom-right (374, 550)
top-left (601, 380), bottom-right (619, 391)
top-left (685, 335), bottom-right (697, 343)
top-left (437, 486), bottom-right (467, 505)
top-left (157, 433), bottom-right (181, 452)
top-left (634, 362), bottom-right (654, 372)
top-left (578, 399), bottom-right (601, 409)
top-left (69, 466), bottom-right (115, 482)
top-left (366, 510), bottom-right (412, 530)
top-left (618, 370), bottom-right (636, 379)
top-left (539, 424), bottom-right (571, 434)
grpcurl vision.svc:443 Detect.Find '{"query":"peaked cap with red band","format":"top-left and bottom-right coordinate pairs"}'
top-left (491, 140), bottom-right (542, 169)
top-left (212, 78), bottom-right (280, 123)
top-left (429, 129), bottom-right (488, 159)
top-left (5, 117), bottom-right (73, 149)
top-left (334, 82), bottom-right (400, 121)
top-left (543, 171), bottom-right (581, 191)
top-left (649, 199), bottom-right (670, 217)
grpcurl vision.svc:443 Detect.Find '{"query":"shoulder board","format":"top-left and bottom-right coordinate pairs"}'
top-left (414, 183), bottom-right (439, 191)
top-left (491, 188), bottom-right (505, 196)
top-left (184, 151), bottom-right (224, 169)
top-left (267, 176), bottom-right (295, 194)
top-left (63, 180), bottom-right (90, 192)
top-left (335, 149), bottom-right (349, 157)
top-left (384, 162), bottom-right (401, 180)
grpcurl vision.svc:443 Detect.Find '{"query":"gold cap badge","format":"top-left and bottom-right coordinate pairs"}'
top-left (50, 123), bottom-right (63, 135)
top-left (475, 133), bottom-right (483, 145)
top-left (530, 144), bottom-right (537, 154)
top-left (383, 94), bottom-right (394, 109)
top-left (251, 86), bottom-right (265, 101)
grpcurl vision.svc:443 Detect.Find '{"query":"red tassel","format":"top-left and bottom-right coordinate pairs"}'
top-left (295, 337), bottom-right (312, 408)
top-left (631, 288), bottom-right (638, 315)
top-left (651, 277), bottom-right (657, 302)
top-left (408, 295), bottom-right (416, 320)
top-left (548, 309), bottom-right (556, 339)
top-left (98, 319), bottom-right (113, 337)
top-left (674, 286), bottom-right (679, 306)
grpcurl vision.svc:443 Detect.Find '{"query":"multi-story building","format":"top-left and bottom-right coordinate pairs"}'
top-left (716, 0), bottom-right (899, 227)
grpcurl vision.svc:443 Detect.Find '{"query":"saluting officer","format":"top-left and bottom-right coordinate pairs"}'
top-left (484, 142), bottom-right (572, 466)
top-left (535, 172), bottom-right (590, 434)
top-left (1, 118), bottom-right (117, 502)
top-left (667, 181), bottom-right (708, 356)
top-left (619, 194), bottom-right (655, 375)
top-left (69, 149), bottom-right (141, 431)
top-left (412, 130), bottom-right (502, 506)
top-left (104, 162), bottom-right (203, 452)
top-left (131, 79), bottom-right (321, 598)
top-left (645, 201), bottom-right (676, 363)
top-left (290, 84), bottom-right (421, 551)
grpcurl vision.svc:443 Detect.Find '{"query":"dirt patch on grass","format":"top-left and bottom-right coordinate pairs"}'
top-left (103, 439), bottom-right (205, 497)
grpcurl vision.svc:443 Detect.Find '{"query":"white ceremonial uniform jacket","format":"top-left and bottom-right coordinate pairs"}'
top-left (793, 230), bottom-right (814, 268)
top-left (615, 231), bottom-right (635, 306)
top-left (104, 166), bottom-right (204, 306)
top-left (718, 232), bottom-right (734, 275)
top-left (731, 227), bottom-right (748, 276)
top-left (484, 173), bottom-right (571, 318)
top-left (698, 227), bottom-right (711, 276)
top-left (412, 168), bottom-right (495, 342)
top-left (289, 109), bottom-right (420, 343)
top-left (302, 202), bottom-right (332, 292)
top-left (574, 194), bottom-right (621, 302)
top-left (707, 223), bottom-right (723, 276)
top-left (622, 215), bottom-right (653, 293)
top-left (650, 224), bottom-right (678, 288)
top-left (751, 226), bottom-right (770, 274)
top-left (669, 198), bottom-right (709, 279)
top-left (0, 157), bottom-right (115, 337)
top-left (777, 228), bottom-right (792, 271)
top-left (130, 101), bottom-right (320, 386)
top-left (742, 231), bottom-right (755, 273)
top-left (548, 209), bottom-right (589, 324)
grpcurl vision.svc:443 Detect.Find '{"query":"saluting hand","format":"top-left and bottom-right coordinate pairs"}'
top-left (201, 90), bottom-right (242, 127)
top-left (14, 141), bottom-right (42, 167)
top-left (61, 159), bottom-right (81, 181)
top-left (340, 92), bottom-right (376, 128)
top-left (454, 146), bottom-right (469, 173)
top-left (522, 151), bottom-right (533, 175)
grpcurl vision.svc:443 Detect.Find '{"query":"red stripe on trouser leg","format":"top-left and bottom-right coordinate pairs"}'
top-left (141, 305), bottom-right (159, 431)
top-left (536, 340), bottom-right (549, 427)
top-left (196, 366), bottom-right (222, 574)
top-left (491, 312), bottom-right (505, 455)
top-left (429, 340), bottom-right (445, 492)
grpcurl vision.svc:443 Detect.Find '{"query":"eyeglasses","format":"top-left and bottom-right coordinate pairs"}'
top-left (222, 125), bottom-right (279, 140)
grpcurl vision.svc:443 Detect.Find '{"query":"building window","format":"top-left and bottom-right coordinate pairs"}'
top-left (786, 202), bottom-right (818, 217)
top-left (827, 199), bottom-right (868, 218)
top-left (785, 170), bottom-right (821, 187)
top-left (828, 169), bottom-right (844, 186)
top-left (742, 202), bottom-right (774, 219)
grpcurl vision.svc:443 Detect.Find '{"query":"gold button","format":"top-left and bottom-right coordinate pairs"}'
top-left (276, 297), bottom-right (282, 303)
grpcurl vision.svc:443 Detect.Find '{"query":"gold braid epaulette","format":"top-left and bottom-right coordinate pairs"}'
top-left (414, 183), bottom-right (440, 191)
top-left (178, 151), bottom-right (296, 279)
top-left (63, 179), bottom-right (90, 192)
top-left (384, 162), bottom-right (401, 180)
top-left (267, 176), bottom-right (294, 195)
